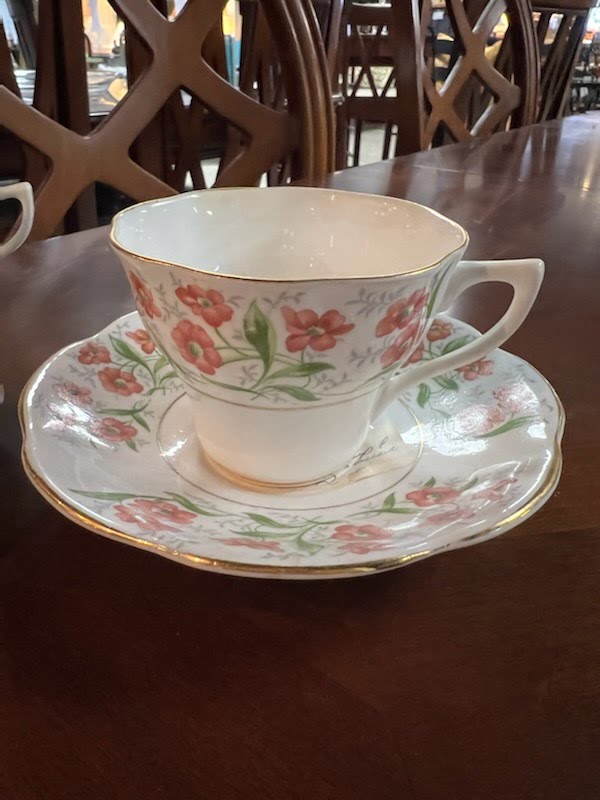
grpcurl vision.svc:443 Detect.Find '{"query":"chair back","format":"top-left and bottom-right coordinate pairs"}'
top-left (0, 0), bottom-right (334, 241)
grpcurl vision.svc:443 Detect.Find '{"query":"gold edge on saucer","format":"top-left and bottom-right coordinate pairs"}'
top-left (17, 362), bottom-right (566, 579)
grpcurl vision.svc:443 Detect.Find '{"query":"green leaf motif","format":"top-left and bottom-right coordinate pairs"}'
top-left (246, 513), bottom-right (292, 529)
top-left (477, 416), bottom-right (535, 438)
top-left (295, 538), bottom-right (324, 556)
top-left (424, 477), bottom-right (436, 488)
top-left (153, 355), bottom-right (169, 375)
top-left (164, 493), bottom-right (221, 515)
top-left (441, 335), bottom-right (473, 355)
top-left (417, 383), bottom-right (431, 408)
top-left (383, 507), bottom-right (416, 515)
top-left (243, 301), bottom-right (276, 372)
top-left (434, 376), bottom-right (459, 391)
top-left (125, 439), bottom-right (138, 451)
top-left (132, 412), bottom-right (150, 432)
top-left (271, 385), bottom-right (319, 402)
top-left (460, 476), bottom-right (478, 492)
top-left (383, 493), bottom-right (396, 510)
top-left (75, 491), bottom-right (142, 501)
top-left (268, 362), bottom-right (334, 381)
top-left (110, 335), bottom-right (148, 366)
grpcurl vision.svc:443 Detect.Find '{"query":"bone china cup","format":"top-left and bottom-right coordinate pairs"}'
top-left (110, 187), bottom-right (543, 486)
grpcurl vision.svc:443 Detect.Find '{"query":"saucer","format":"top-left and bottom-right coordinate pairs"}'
top-left (20, 312), bottom-right (564, 579)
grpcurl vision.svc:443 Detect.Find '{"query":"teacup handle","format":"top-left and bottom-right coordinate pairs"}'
top-left (0, 182), bottom-right (34, 258)
top-left (371, 258), bottom-right (544, 420)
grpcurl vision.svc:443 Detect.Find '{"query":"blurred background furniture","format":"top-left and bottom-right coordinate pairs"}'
top-left (532, 0), bottom-right (597, 120)
top-left (1, 0), bottom-right (597, 236)
top-left (336, 0), bottom-right (539, 167)
top-left (0, 0), bottom-right (334, 240)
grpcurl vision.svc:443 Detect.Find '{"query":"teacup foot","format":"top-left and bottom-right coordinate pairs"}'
top-left (202, 451), bottom-right (337, 492)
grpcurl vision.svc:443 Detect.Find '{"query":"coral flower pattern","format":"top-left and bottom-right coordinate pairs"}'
top-left (376, 289), bottom-right (429, 337)
top-left (380, 320), bottom-right (421, 368)
top-left (453, 405), bottom-right (507, 436)
top-left (78, 342), bottom-right (111, 365)
top-left (91, 417), bottom-right (138, 443)
top-left (126, 329), bottom-right (156, 354)
top-left (427, 319), bottom-right (453, 341)
top-left (29, 311), bottom-right (559, 571)
top-left (473, 478), bottom-right (517, 501)
top-left (171, 320), bottom-right (222, 374)
top-left (219, 538), bottom-right (283, 552)
top-left (98, 367), bottom-right (144, 397)
top-left (493, 382), bottom-right (538, 414)
top-left (56, 382), bottom-right (93, 406)
top-left (427, 508), bottom-right (476, 525)
top-left (115, 499), bottom-right (196, 533)
top-left (405, 486), bottom-right (461, 507)
top-left (332, 524), bottom-right (393, 542)
top-left (281, 307), bottom-right (355, 353)
top-left (176, 284), bottom-right (234, 327)
top-left (129, 272), bottom-right (161, 319)
top-left (457, 358), bottom-right (494, 381)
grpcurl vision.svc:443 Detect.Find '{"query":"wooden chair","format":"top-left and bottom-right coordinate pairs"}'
top-left (0, 0), bottom-right (334, 241)
top-left (238, 0), bottom-right (342, 184)
top-left (532, 0), bottom-right (596, 121)
top-left (336, 0), bottom-right (539, 166)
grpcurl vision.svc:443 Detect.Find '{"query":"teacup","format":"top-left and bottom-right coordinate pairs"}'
top-left (0, 182), bottom-right (34, 257)
top-left (110, 187), bottom-right (543, 485)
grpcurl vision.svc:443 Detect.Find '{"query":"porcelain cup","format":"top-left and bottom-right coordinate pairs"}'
top-left (110, 187), bottom-right (543, 485)
top-left (0, 182), bottom-right (34, 257)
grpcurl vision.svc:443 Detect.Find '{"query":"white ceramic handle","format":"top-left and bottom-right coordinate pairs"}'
top-left (0, 181), bottom-right (34, 257)
top-left (371, 258), bottom-right (545, 419)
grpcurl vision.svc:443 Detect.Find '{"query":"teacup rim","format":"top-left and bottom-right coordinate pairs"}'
top-left (109, 186), bottom-right (469, 283)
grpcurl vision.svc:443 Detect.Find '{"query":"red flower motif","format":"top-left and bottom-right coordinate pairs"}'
top-left (56, 382), bottom-right (93, 406)
top-left (114, 499), bottom-right (196, 533)
top-left (129, 272), bottom-right (161, 319)
top-left (408, 342), bottom-right (424, 364)
top-left (78, 342), bottom-right (111, 365)
top-left (126, 329), bottom-right (155, 354)
top-left (406, 486), bottom-right (460, 507)
top-left (473, 478), bottom-right (517, 502)
top-left (380, 320), bottom-right (420, 368)
top-left (493, 383), bottom-right (537, 414)
top-left (171, 320), bottom-right (222, 374)
top-left (332, 524), bottom-right (392, 542)
top-left (175, 284), bottom-right (233, 327)
top-left (427, 508), bottom-right (476, 525)
top-left (338, 542), bottom-right (395, 555)
top-left (376, 289), bottom-right (429, 338)
top-left (453, 404), bottom-right (506, 436)
top-left (219, 538), bottom-right (282, 552)
top-left (457, 358), bottom-right (494, 381)
top-left (91, 417), bottom-right (137, 442)
top-left (281, 306), bottom-right (355, 353)
top-left (98, 367), bottom-right (144, 396)
top-left (427, 319), bottom-right (454, 342)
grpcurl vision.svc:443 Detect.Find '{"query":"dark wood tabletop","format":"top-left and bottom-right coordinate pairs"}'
top-left (2, 114), bottom-right (600, 800)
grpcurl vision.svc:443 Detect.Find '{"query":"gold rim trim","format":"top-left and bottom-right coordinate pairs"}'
top-left (109, 187), bottom-right (469, 283)
top-left (19, 377), bottom-right (565, 579)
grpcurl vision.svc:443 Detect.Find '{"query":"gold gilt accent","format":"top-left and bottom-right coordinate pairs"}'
top-left (18, 366), bottom-right (564, 579)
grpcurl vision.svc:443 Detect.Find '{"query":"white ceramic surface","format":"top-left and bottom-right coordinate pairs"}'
top-left (110, 188), bottom-right (544, 484)
top-left (0, 181), bottom-right (33, 257)
top-left (20, 311), bottom-right (563, 580)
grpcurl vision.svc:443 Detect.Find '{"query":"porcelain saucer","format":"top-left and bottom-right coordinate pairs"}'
top-left (20, 312), bottom-right (564, 579)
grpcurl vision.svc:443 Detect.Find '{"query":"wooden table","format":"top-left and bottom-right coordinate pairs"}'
top-left (2, 114), bottom-right (599, 800)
